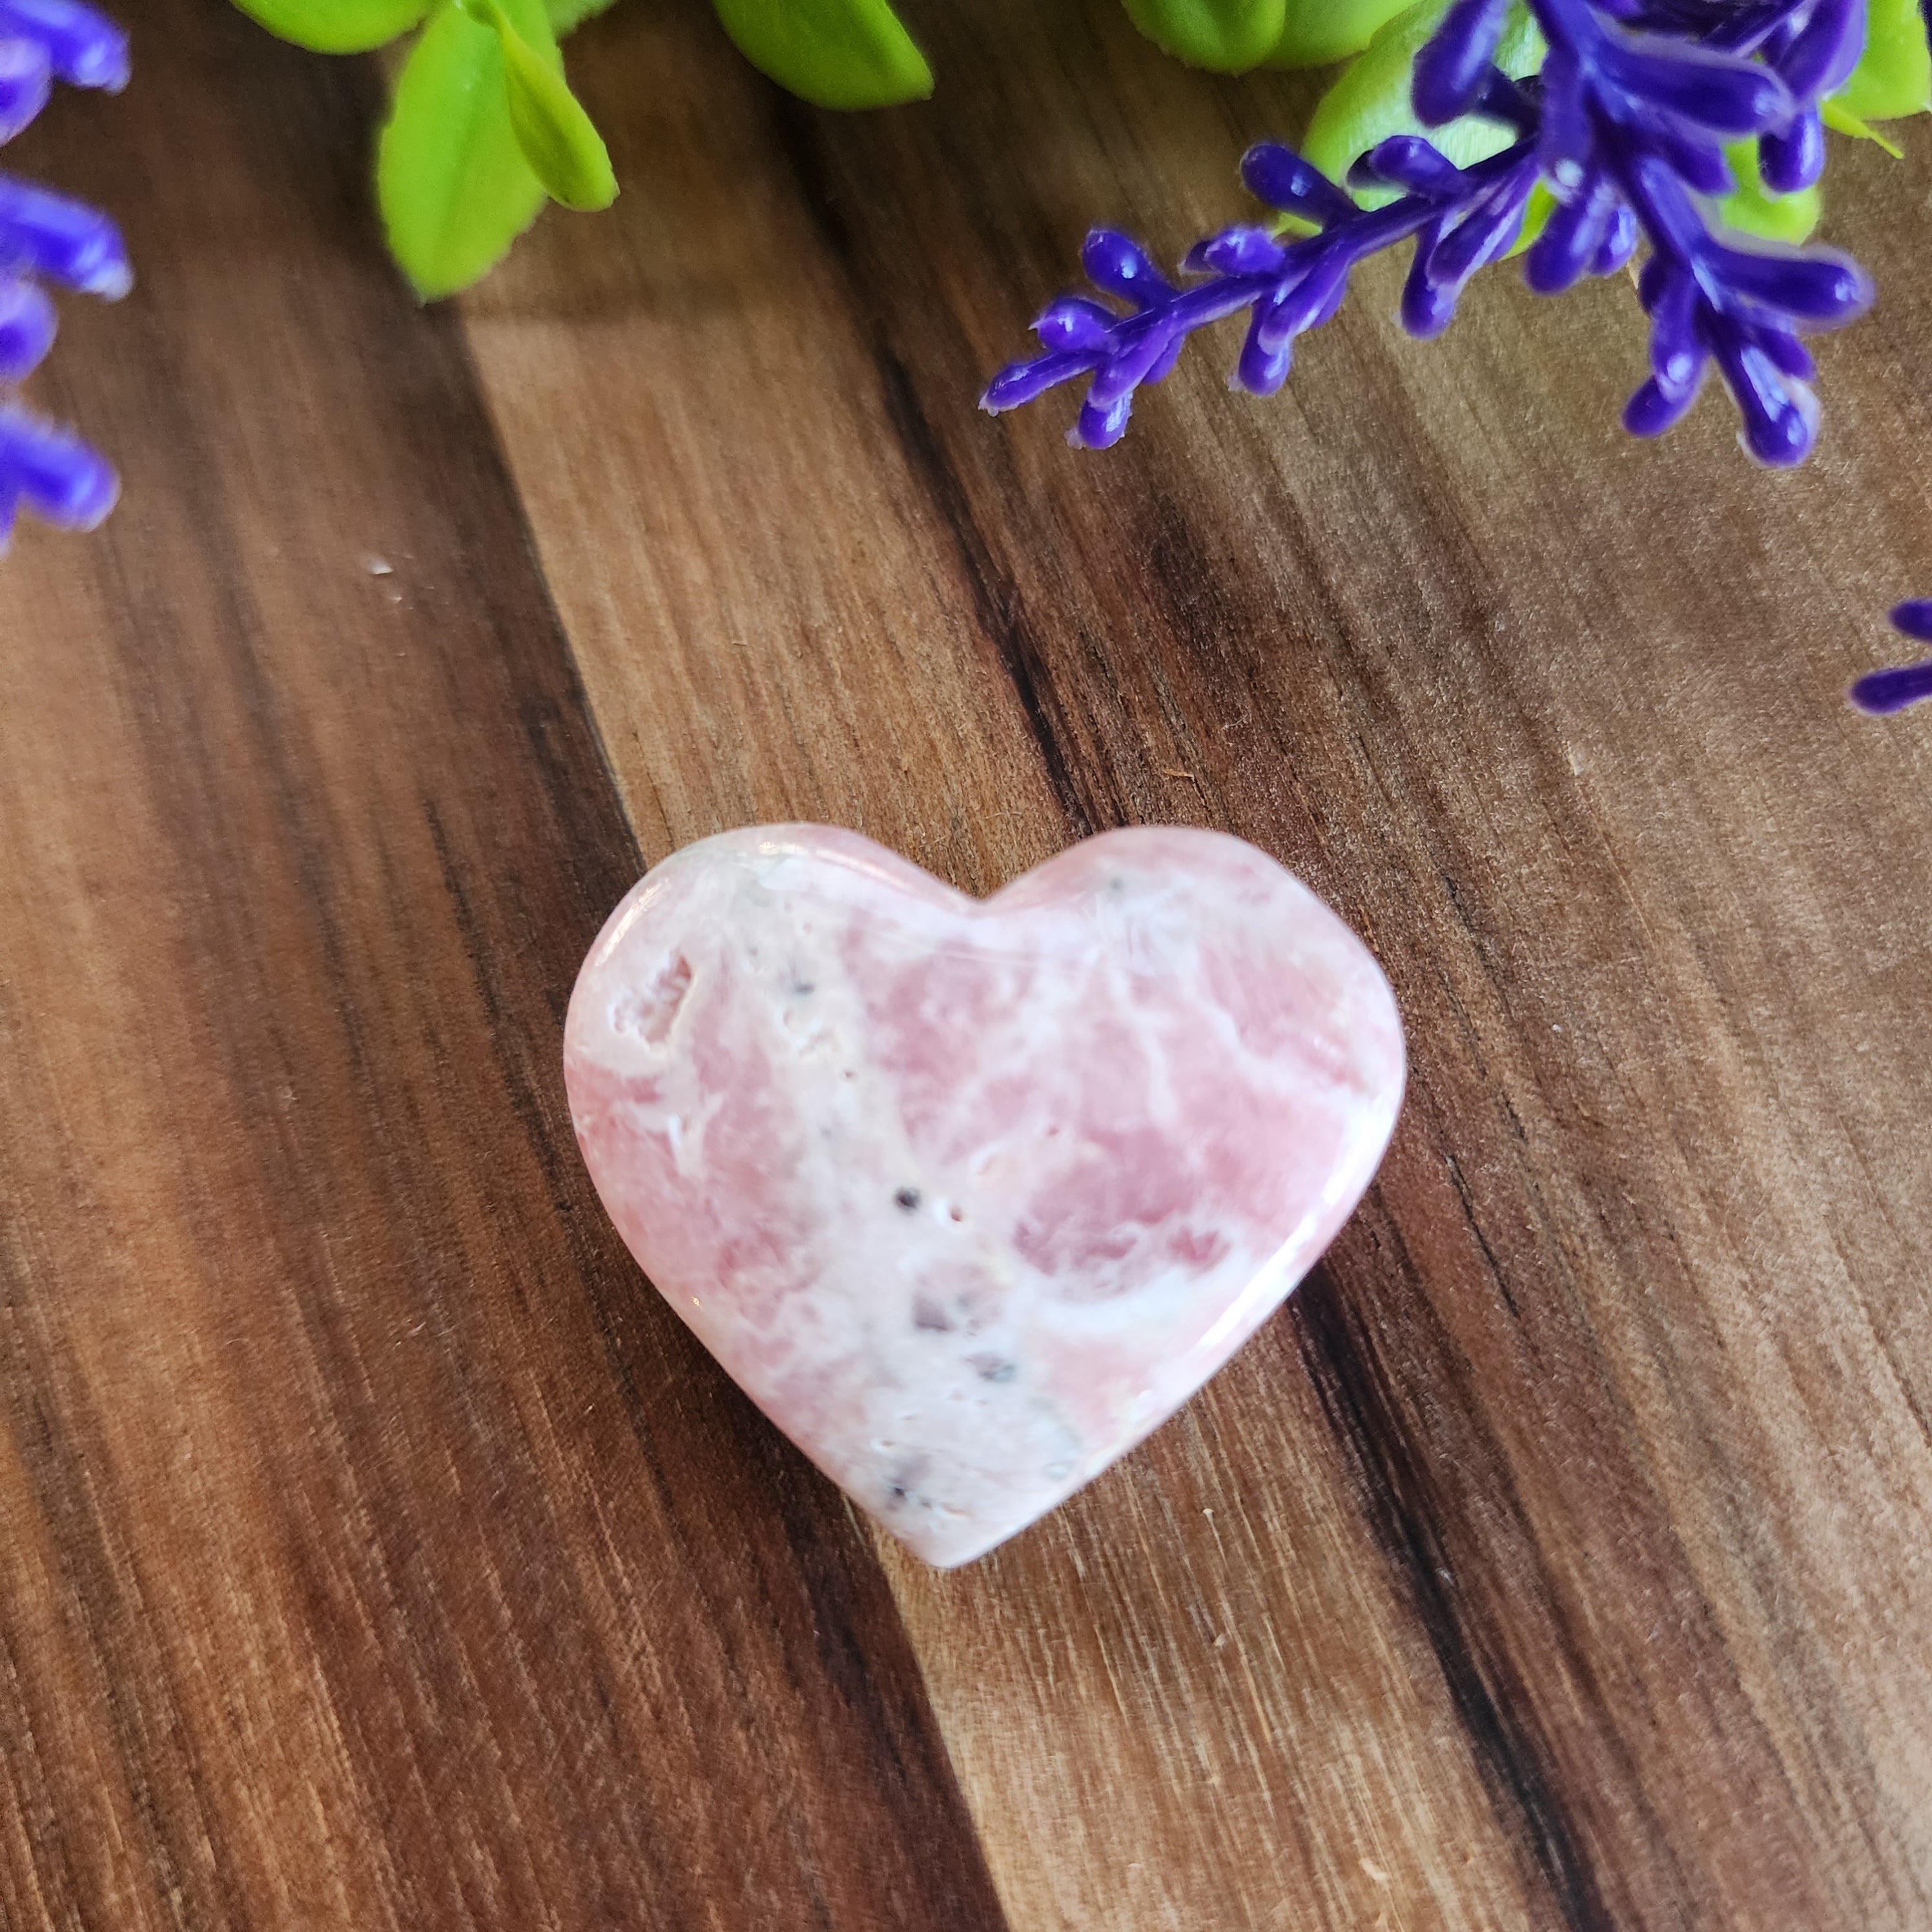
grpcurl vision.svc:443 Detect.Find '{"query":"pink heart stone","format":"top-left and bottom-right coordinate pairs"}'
top-left (564, 825), bottom-right (1404, 1566)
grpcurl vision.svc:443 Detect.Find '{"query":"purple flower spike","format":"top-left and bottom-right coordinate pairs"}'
top-left (1184, 225), bottom-right (1286, 276)
top-left (0, 398), bottom-right (117, 535)
top-left (0, 173), bottom-right (130, 294)
top-left (0, 0), bottom-right (127, 90)
top-left (1845, 602), bottom-right (1932, 715)
top-left (1241, 143), bottom-right (1356, 226)
top-left (981, 137), bottom-right (1536, 438)
top-left (1081, 229), bottom-right (1175, 306)
top-left (1033, 296), bottom-right (1116, 353)
top-left (1771, 0), bottom-right (1865, 103)
top-left (1759, 108), bottom-right (1825, 194)
top-left (0, 36), bottom-right (51, 143)
top-left (0, 271), bottom-right (54, 377)
top-left (1593, 201), bottom-right (1640, 274)
top-left (983, 0), bottom-right (1877, 490)
top-left (1354, 135), bottom-right (1473, 197)
top-left (1889, 599), bottom-right (1932, 642)
top-left (1849, 661), bottom-right (1932, 712)
top-left (0, 0), bottom-right (124, 546)
top-left (1413, 0), bottom-right (1513, 123)
top-left (980, 0), bottom-right (1931, 703)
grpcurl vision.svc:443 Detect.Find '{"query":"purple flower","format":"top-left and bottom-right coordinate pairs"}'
top-left (0, 0), bottom-right (127, 546)
top-left (1849, 601), bottom-right (1932, 715)
top-left (1523, 0), bottom-right (1870, 464)
top-left (981, 0), bottom-right (1874, 468)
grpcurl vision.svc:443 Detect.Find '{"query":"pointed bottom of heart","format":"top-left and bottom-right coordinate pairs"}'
top-left (564, 825), bottom-right (1404, 1566)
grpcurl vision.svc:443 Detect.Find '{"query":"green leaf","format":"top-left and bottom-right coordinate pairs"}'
top-left (1834, 0), bottom-right (1932, 122)
top-left (544, 0), bottom-right (616, 33)
top-left (1121, 0), bottom-right (1285, 72)
top-left (1267, 0), bottom-right (1414, 70)
top-left (1300, 0), bottom-right (1545, 204)
top-left (1516, 178), bottom-right (1555, 254)
top-left (458, 0), bottom-right (617, 209)
top-left (1821, 98), bottom-right (1906, 154)
top-left (710, 0), bottom-right (933, 109)
top-left (1718, 139), bottom-right (1822, 245)
top-left (229, 0), bottom-right (428, 55)
top-left (378, 0), bottom-right (550, 299)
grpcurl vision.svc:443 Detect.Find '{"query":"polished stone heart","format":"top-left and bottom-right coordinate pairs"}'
top-left (564, 825), bottom-right (1404, 1566)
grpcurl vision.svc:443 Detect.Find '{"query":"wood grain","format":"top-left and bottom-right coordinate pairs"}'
top-left (0, 6), bottom-right (1003, 1927)
top-left (471, 1), bottom-right (1932, 1927)
top-left (3, 0), bottom-right (1931, 1926)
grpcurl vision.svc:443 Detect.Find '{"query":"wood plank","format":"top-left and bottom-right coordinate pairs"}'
top-left (0, 5), bottom-right (1005, 1927)
top-left (465, 2), bottom-right (1932, 1927)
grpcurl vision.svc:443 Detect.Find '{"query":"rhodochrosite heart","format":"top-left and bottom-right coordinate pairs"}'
top-left (564, 825), bottom-right (1404, 1565)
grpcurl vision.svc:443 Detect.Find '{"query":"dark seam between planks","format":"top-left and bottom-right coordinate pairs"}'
top-left (1293, 1262), bottom-right (1618, 1932)
top-left (761, 94), bottom-right (1104, 843)
top-left (871, 344), bottom-right (1102, 839)
top-left (1442, 1151), bottom-right (1523, 1321)
top-left (763, 79), bottom-right (1639, 1931)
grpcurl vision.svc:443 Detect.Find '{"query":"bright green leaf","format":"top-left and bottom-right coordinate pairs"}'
top-left (378, 0), bottom-right (550, 299)
top-left (229, 0), bottom-right (428, 55)
top-left (1834, 0), bottom-right (1931, 122)
top-left (544, 0), bottom-right (616, 33)
top-left (1121, 0), bottom-right (1285, 72)
top-left (1516, 178), bottom-right (1555, 254)
top-left (1267, 0), bottom-right (1413, 70)
top-left (711, 0), bottom-right (932, 109)
top-left (1822, 98), bottom-right (1906, 154)
top-left (1718, 139), bottom-right (1822, 244)
top-left (1301, 0), bottom-right (1546, 205)
top-left (458, 0), bottom-right (617, 209)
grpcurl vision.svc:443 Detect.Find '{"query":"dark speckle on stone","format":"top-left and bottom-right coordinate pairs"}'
top-left (895, 1187), bottom-right (921, 1211)
top-left (968, 1353), bottom-right (1016, 1383)
top-left (885, 1456), bottom-right (929, 1509)
top-left (912, 1294), bottom-right (952, 1333)
top-left (791, 980), bottom-right (815, 996)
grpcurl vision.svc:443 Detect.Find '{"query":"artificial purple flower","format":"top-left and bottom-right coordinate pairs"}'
top-left (982, 0), bottom-right (1874, 467)
top-left (1523, 0), bottom-right (1871, 464)
top-left (1848, 600), bottom-right (1932, 714)
top-left (0, 0), bottom-right (127, 546)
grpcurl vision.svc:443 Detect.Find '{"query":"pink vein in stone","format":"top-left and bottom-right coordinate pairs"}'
top-left (564, 825), bottom-right (1405, 1566)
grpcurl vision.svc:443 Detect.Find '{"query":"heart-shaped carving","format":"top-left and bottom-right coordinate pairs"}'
top-left (564, 825), bottom-right (1404, 1565)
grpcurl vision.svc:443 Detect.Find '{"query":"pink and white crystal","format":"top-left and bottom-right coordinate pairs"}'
top-left (564, 825), bottom-right (1404, 1567)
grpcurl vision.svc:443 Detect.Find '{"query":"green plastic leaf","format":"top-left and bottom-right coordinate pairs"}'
top-left (1717, 139), bottom-right (1821, 243)
top-left (1517, 178), bottom-right (1555, 254)
top-left (544, 0), bottom-right (615, 33)
top-left (711, 0), bottom-right (932, 109)
top-left (1268, 0), bottom-right (1413, 70)
top-left (378, 0), bottom-right (550, 299)
top-left (1121, 0), bottom-right (1285, 72)
top-left (1834, 0), bottom-right (1932, 122)
top-left (1301, 0), bottom-right (1546, 205)
top-left (229, 0), bottom-right (428, 55)
top-left (458, 0), bottom-right (616, 209)
top-left (1822, 98), bottom-right (1906, 154)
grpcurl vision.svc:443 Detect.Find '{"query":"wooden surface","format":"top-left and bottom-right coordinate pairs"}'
top-left (4, 0), bottom-right (1931, 1924)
